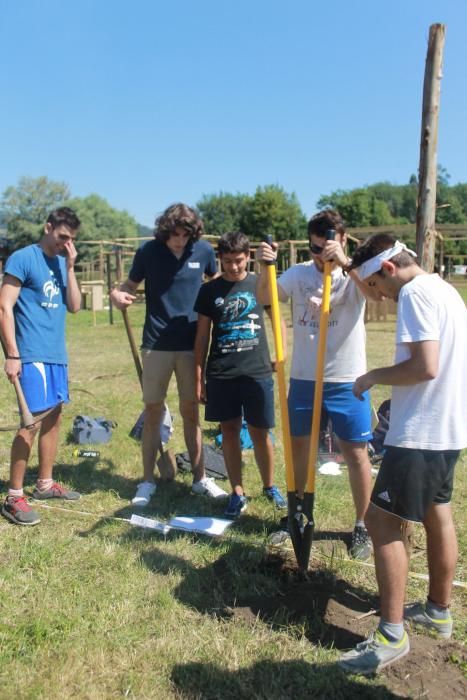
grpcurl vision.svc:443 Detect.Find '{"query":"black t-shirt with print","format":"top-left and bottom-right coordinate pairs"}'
top-left (194, 273), bottom-right (272, 379)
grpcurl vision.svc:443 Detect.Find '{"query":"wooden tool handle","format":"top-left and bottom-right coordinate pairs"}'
top-left (13, 376), bottom-right (35, 428)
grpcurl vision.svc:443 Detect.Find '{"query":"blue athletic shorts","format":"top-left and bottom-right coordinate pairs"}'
top-left (205, 376), bottom-right (275, 429)
top-left (288, 378), bottom-right (372, 442)
top-left (19, 363), bottom-right (69, 413)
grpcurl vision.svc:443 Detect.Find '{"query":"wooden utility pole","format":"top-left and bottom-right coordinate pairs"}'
top-left (416, 24), bottom-right (446, 271)
top-left (106, 253), bottom-right (114, 325)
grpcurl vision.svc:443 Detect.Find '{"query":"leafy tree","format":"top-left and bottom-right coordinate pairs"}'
top-left (197, 192), bottom-right (251, 236)
top-left (2, 176), bottom-right (71, 249)
top-left (451, 184), bottom-right (467, 218)
top-left (64, 194), bottom-right (139, 260)
top-left (241, 185), bottom-right (307, 241)
top-left (437, 164), bottom-right (451, 187)
top-left (138, 224), bottom-right (153, 238)
top-left (317, 188), bottom-right (393, 227)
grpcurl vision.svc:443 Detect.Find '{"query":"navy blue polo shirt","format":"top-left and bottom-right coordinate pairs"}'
top-left (129, 238), bottom-right (217, 351)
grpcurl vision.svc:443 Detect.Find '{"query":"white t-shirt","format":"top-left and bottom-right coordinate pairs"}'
top-left (278, 262), bottom-right (366, 382)
top-left (385, 274), bottom-right (467, 450)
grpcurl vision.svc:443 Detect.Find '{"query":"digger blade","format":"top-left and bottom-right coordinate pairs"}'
top-left (287, 492), bottom-right (315, 573)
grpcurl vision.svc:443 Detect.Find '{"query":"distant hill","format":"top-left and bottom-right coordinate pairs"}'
top-left (137, 224), bottom-right (152, 238)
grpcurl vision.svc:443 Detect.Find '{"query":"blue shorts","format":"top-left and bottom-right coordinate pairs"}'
top-left (205, 376), bottom-right (275, 429)
top-left (288, 379), bottom-right (372, 442)
top-left (19, 363), bottom-right (69, 413)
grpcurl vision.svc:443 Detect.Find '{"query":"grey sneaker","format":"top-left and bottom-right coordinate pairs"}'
top-left (2, 496), bottom-right (41, 526)
top-left (32, 482), bottom-right (80, 500)
top-left (349, 525), bottom-right (372, 560)
top-left (404, 602), bottom-right (452, 639)
top-left (339, 629), bottom-right (410, 675)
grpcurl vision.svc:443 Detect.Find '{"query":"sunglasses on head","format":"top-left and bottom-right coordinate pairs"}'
top-left (309, 243), bottom-right (324, 254)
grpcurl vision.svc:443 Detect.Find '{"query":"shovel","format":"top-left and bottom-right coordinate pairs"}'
top-left (263, 235), bottom-right (295, 504)
top-left (290, 229), bottom-right (335, 571)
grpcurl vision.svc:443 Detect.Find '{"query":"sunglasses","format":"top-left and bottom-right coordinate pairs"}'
top-left (309, 243), bottom-right (324, 255)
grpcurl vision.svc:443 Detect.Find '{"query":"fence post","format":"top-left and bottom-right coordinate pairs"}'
top-left (415, 23), bottom-right (446, 271)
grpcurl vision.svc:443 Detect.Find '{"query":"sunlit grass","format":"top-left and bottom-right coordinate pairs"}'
top-left (0, 301), bottom-right (464, 699)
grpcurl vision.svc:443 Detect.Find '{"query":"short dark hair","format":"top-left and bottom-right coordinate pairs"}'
top-left (349, 233), bottom-right (418, 274)
top-left (154, 203), bottom-right (204, 242)
top-left (307, 209), bottom-right (345, 241)
top-left (217, 231), bottom-right (250, 256)
top-left (46, 207), bottom-right (81, 231)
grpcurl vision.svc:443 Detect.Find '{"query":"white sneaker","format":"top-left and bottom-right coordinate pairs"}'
top-left (191, 477), bottom-right (228, 499)
top-left (132, 481), bottom-right (157, 506)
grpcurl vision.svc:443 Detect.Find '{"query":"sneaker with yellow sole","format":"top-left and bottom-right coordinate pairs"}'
top-left (339, 629), bottom-right (410, 675)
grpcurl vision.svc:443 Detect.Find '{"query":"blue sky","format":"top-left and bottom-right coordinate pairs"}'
top-left (1, 1), bottom-right (466, 227)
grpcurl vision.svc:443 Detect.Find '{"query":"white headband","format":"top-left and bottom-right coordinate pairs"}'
top-left (356, 241), bottom-right (417, 280)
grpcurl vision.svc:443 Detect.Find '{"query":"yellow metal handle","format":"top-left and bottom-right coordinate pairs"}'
top-left (305, 260), bottom-right (333, 493)
top-left (265, 261), bottom-right (295, 492)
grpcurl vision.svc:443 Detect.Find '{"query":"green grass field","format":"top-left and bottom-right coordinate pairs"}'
top-left (0, 304), bottom-right (465, 699)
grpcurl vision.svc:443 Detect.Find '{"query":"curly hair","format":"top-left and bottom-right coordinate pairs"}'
top-left (154, 203), bottom-right (204, 242)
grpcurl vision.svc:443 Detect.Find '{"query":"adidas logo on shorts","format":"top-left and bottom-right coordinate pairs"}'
top-left (377, 490), bottom-right (391, 503)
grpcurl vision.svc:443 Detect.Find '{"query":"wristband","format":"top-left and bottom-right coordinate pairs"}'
top-left (6, 355), bottom-right (21, 360)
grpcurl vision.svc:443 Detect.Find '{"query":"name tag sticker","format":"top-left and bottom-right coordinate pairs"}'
top-left (188, 262), bottom-right (200, 268)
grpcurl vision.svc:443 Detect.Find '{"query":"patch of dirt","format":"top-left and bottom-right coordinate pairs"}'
top-left (226, 552), bottom-right (467, 699)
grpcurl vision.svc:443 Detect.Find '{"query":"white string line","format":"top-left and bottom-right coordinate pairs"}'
top-left (34, 503), bottom-right (467, 590)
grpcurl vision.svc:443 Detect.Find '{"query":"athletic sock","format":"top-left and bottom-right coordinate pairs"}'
top-left (36, 478), bottom-right (54, 492)
top-left (355, 520), bottom-right (366, 529)
top-left (426, 598), bottom-right (451, 620)
top-left (378, 619), bottom-right (405, 643)
top-left (8, 488), bottom-right (24, 499)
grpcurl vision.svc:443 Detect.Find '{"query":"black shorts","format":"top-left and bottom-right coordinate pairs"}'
top-left (205, 376), bottom-right (275, 429)
top-left (370, 446), bottom-right (460, 523)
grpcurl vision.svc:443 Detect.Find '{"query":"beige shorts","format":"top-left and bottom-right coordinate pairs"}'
top-left (141, 350), bottom-right (196, 404)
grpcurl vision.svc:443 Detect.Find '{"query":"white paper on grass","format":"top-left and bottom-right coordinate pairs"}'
top-left (130, 513), bottom-right (233, 537)
top-left (168, 516), bottom-right (233, 537)
top-left (318, 461), bottom-right (342, 476)
top-left (130, 513), bottom-right (171, 534)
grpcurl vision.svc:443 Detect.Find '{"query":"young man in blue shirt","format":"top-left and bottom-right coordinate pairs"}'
top-left (111, 203), bottom-right (228, 505)
top-left (0, 207), bottom-right (82, 526)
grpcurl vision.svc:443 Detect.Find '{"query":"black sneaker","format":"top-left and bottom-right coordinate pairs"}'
top-left (350, 525), bottom-right (372, 560)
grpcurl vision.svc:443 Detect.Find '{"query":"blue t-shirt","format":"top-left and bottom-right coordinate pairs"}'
top-left (129, 238), bottom-right (217, 351)
top-left (5, 244), bottom-right (68, 364)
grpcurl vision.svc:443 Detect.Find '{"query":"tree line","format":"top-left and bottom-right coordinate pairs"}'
top-left (1, 172), bottom-right (466, 262)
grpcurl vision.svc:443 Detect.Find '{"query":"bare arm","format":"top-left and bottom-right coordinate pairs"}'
top-left (193, 313), bottom-right (212, 404)
top-left (0, 276), bottom-right (22, 382)
top-left (321, 240), bottom-right (381, 301)
top-left (255, 242), bottom-right (288, 305)
top-left (264, 306), bottom-right (287, 368)
top-left (353, 340), bottom-right (439, 399)
top-left (348, 269), bottom-right (384, 301)
top-left (64, 239), bottom-right (82, 313)
top-left (110, 277), bottom-right (139, 310)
